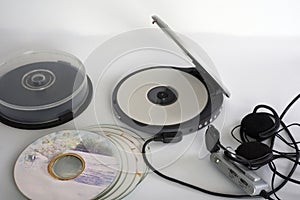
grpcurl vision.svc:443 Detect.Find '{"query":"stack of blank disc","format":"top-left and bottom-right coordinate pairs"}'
top-left (85, 125), bottom-right (149, 199)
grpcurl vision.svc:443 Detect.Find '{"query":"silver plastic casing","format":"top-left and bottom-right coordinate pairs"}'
top-left (152, 15), bottom-right (230, 98)
top-left (210, 152), bottom-right (269, 196)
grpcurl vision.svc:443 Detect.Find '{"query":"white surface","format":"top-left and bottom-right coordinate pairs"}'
top-left (1, 1), bottom-right (300, 199)
top-left (117, 68), bottom-right (208, 126)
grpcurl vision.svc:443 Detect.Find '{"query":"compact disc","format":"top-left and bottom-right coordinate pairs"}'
top-left (14, 130), bottom-right (121, 200)
top-left (85, 125), bottom-right (149, 199)
top-left (0, 51), bottom-right (93, 129)
top-left (113, 67), bottom-right (210, 130)
top-left (114, 67), bottom-right (208, 125)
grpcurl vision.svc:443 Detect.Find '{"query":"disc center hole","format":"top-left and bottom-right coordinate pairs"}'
top-left (147, 86), bottom-right (178, 106)
top-left (157, 91), bottom-right (169, 99)
top-left (48, 153), bottom-right (85, 181)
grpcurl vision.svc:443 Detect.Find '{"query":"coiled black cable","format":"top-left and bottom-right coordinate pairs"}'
top-left (141, 94), bottom-right (300, 200)
top-left (142, 136), bottom-right (256, 199)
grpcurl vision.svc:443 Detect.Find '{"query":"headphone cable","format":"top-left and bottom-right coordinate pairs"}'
top-left (141, 94), bottom-right (300, 199)
top-left (141, 135), bottom-right (257, 199)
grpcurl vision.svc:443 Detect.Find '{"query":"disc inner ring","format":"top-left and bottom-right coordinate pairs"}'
top-left (147, 86), bottom-right (178, 106)
top-left (48, 153), bottom-right (85, 181)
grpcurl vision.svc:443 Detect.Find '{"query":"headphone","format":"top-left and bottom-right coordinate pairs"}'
top-left (239, 104), bottom-right (280, 142)
top-left (206, 104), bottom-right (280, 169)
top-left (143, 94), bottom-right (300, 199)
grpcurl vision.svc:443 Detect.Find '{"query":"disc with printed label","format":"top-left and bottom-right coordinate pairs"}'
top-left (0, 50), bottom-right (93, 129)
top-left (14, 130), bottom-right (121, 200)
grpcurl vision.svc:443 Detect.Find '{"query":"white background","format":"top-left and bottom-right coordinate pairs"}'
top-left (1, 0), bottom-right (300, 199)
top-left (1, 0), bottom-right (300, 61)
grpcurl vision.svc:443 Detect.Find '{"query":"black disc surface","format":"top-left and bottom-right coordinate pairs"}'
top-left (0, 61), bottom-right (85, 107)
top-left (0, 76), bottom-right (93, 130)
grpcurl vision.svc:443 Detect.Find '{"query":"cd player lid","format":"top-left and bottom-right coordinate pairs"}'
top-left (152, 15), bottom-right (230, 98)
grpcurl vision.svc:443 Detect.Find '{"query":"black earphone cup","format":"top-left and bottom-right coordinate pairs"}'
top-left (241, 112), bottom-right (276, 140)
top-left (236, 141), bottom-right (273, 164)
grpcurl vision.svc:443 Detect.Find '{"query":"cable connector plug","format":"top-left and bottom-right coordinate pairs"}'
top-left (153, 131), bottom-right (183, 143)
top-left (259, 190), bottom-right (273, 200)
